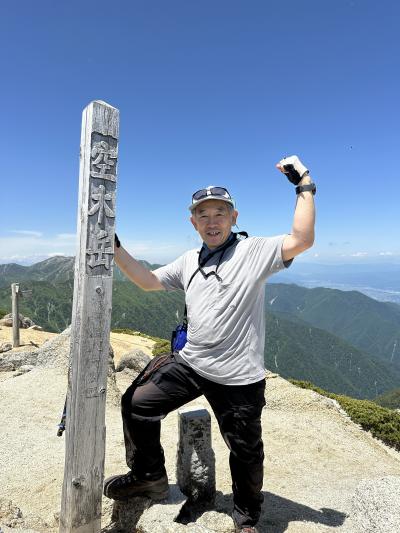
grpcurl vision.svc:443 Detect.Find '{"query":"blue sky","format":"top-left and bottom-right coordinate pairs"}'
top-left (1, 0), bottom-right (399, 265)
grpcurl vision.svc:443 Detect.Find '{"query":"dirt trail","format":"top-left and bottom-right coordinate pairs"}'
top-left (0, 330), bottom-right (399, 532)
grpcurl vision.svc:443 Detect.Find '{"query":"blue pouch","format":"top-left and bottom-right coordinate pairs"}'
top-left (171, 323), bottom-right (187, 352)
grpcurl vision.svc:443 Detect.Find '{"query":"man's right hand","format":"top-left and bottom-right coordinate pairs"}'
top-left (276, 155), bottom-right (309, 185)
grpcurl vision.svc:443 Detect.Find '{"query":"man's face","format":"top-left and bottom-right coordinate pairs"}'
top-left (190, 199), bottom-right (238, 249)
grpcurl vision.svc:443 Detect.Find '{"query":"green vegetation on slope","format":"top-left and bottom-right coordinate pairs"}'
top-left (290, 380), bottom-right (400, 451)
top-left (0, 280), bottom-right (74, 332)
top-left (265, 312), bottom-right (400, 400)
top-left (0, 279), bottom-right (184, 337)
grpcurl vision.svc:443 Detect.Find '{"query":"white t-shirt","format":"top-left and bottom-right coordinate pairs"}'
top-left (153, 234), bottom-right (292, 385)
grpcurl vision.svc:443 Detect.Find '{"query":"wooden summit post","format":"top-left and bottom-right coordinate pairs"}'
top-left (11, 283), bottom-right (20, 347)
top-left (60, 100), bottom-right (119, 533)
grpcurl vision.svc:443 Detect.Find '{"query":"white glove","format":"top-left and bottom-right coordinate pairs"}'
top-left (276, 155), bottom-right (309, 185)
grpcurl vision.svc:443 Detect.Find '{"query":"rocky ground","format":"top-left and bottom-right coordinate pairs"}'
top-left (0, 326), bottom-right (400, 533)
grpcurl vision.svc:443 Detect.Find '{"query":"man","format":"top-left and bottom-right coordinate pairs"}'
top-left (104, 155), bottom-right (316, 533)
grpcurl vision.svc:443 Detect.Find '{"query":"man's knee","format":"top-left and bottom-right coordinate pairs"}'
top-left (122, 381), bottom-right (167, 421)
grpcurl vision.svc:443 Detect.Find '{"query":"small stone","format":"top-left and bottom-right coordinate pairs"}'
top-left (0, 342), bottom-right (12, 353)
top-left (20, 365), bottom-right (35, 373)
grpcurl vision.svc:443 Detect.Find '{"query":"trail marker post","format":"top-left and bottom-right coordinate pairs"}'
top-left (11, 283), bottom-right (20, 347)
top-left (60, 100), bottom-right (119, 533)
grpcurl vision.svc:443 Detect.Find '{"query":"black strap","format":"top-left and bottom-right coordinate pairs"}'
top-left (295, 183), bottom-right (316, 195)
top-left (182, 231), bottom-right (248, 324)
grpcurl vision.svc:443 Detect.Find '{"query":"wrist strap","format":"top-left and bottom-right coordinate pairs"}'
top-left (296, 183), bottom-right (316, 195)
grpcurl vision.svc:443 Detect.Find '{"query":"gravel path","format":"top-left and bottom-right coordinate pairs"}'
top-left (1, 333), bottom-right (400, 532)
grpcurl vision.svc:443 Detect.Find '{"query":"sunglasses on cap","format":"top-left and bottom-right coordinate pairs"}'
top-left (192, 186), bottom-right (232, 201)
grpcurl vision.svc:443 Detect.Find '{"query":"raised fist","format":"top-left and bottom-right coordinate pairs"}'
top-left (276, 155), bottom-right (309, 185)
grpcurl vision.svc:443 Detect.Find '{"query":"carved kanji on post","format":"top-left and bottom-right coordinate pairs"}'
top-left (87, 225), bottom-right (113, 270)
top-left (85, 133), bottom-right (117, 276)
top-left (88, 184), bottom-right (115, 224)
top-left (90, 140), bottom-right (117, 182)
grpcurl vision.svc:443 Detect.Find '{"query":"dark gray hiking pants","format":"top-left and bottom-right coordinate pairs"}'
top-left (121, 353), bottom-right (266, 527)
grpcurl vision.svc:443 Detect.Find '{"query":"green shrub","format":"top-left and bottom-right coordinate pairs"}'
top-left (111, 328), bottom-right (141, 336)
top-left (152, 339), bottom-right (170, 356)
top-left (290, 380), bottom-right (400, 451)
top-left (0, 308), bottom-right (8, 319)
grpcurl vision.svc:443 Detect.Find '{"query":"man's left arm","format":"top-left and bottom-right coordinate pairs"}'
top-left (276, 155), bottom-right (316, 262)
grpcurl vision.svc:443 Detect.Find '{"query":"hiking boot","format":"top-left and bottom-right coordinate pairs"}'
top-left (103, 469), bottom-right (169, 501)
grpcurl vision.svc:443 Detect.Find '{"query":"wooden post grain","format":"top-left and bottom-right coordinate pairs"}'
top-left (11, 283), bottom-right (20, 348)
top-left (60, 100), bottom-right (119, 533)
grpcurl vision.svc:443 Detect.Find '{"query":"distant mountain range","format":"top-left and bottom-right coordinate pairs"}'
top-left (1, 256), bottom-right (400, 400)
top-left (272, 262), bottom-right (400, 304)
top-left (0, 256), bottom-right (161, 285)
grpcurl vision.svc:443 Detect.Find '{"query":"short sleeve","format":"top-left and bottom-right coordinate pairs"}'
top-left (152, 254), bottom-right (185, 291)
top-left (246, 234), bottom-right (293, 281)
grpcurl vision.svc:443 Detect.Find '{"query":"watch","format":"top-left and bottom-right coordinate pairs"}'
top-left (296, 183), bottom-right (316, 195)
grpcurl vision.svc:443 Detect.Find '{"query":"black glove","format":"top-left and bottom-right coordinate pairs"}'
top-left (114, 233), bottom-right (121, 248)
top-left (277, 155), bottom-right (309, 185)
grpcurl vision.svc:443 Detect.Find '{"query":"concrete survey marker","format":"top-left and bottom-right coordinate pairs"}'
top-left (176, 405), bottom-right (216, 503)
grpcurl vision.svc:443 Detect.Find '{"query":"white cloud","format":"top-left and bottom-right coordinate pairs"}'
top-left (9, 230), bottom-right (43, 238)
top-left (379, 251), bottom-right (394, 256)
top-left (0, 232), bottom-right (77, 265)
top-left (350, 252), bottom-right (368, 257)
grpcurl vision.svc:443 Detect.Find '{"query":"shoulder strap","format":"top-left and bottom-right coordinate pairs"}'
top-left (182, 231), bottom-right (248, 324)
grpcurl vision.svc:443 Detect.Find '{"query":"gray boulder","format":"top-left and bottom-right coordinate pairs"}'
top-left (0, 313), bottom-right (36, 329)
top-left (35, 331), bottom-right (71, 369)
top-left (0, 315), bottom-right (13, 327)
top-left (0, 342), bottom-right (12, 353)
top-left (0, 349), bottom-right (39, 372)
top-left (116, 350), bottom-right (151, 374)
